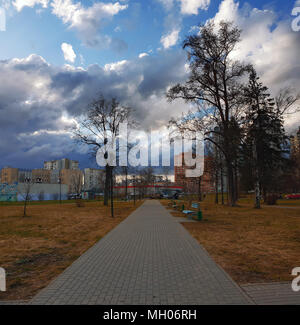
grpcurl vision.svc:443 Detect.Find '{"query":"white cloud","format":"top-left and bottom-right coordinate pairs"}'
top-left (138, 52), bottom-right (149, 59)
top-left (51, 0), bottom-right (128, 28)
top-left (189, 25), bottom-right (200, 33)
top-left (104, 59), bottom-right (128, 72)
top-left (160, 29), bottom-right (180, 49)
top-left (51, 0), bottom-right (128, 46)
top-left (157, 0), bottom-right (174, 11)
top-left (0, 51), bottom-right (190, 167)
top-left (61, 42), bottom-right (76, 63)
top-left (0, 7), bottom-right (5, 31)
top-left (158, 0), bottom-right (210, 14)
top-left (79, 54), bottom-right (85, 66)
top-left (179, 0), bottom-right (210, 15)
top-left (12, 0), bottom-right (48, 11)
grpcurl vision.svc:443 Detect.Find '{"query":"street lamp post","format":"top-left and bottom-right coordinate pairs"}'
top-left (58, 172), bottom-right (62, 204)
top-left (110, 167), bottom-right (114, 218)
top-left (133, 175), bottom-right (136, 206)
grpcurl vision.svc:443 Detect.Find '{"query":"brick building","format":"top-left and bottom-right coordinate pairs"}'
top-left (290, 127), bottom-right (300, 159)
top-left (0, 167), bottom-right (18, 184)
top-left (174, 154), bottom-right (215, 194)
top-left (60, 169), bottom-right (83, 193)
top-left (84, 168), bottom-right (105, 191)
top-left (32, 169), bottom-right (51, 183)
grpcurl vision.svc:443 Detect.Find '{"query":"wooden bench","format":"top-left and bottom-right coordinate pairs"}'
top-left (182, 203), bottom-right (202, 220)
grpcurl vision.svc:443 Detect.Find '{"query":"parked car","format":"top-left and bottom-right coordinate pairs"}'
top-left (68, 193), bottom-right (81, 200)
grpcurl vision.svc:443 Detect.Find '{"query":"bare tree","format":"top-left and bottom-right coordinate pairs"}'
top-left (167, 21), bottom-right (252, 206)
top-left (120, 166), bottom-right (129, 199)
top-left (139, 167), bottom-right (155, 198)
top-left (19, 178), bottom-right (33, 217)
top-left (275, 88), bottom-right (300, 116)
top-left (73, 96), bottom-right (134, 216)
top-left (71, 172), bottom-right (83, 195)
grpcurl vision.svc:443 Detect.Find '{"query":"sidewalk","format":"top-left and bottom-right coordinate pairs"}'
top-left (30, 200), bottom-right (252, 305)
top-left (242, 282), bottom-right (300, 305)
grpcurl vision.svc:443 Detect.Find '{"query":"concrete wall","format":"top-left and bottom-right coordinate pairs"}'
top-left (17, 183), bottom-right (68, 201)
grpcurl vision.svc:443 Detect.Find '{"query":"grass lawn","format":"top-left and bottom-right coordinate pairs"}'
top-left (161, 199), bottom-right (300, 285)
top-left (0, 200), bottom-right (143, 301)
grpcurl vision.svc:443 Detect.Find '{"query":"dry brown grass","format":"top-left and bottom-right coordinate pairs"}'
top-left (0, 200), bottom-right (143, 301)
top-left (163, 199), bottom-right (300, 285)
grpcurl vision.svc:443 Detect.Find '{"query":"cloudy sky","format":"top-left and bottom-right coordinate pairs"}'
top-left (0, 0), bottom-right (299, 169)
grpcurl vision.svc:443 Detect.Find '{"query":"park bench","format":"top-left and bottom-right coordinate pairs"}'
top-left (182, 202), bottom-right (202, 220)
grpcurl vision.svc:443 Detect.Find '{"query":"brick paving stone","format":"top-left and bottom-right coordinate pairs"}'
top-left (26, 200), bottom-right (252, 305)
top-left (242, 282), bottom-right (300, 305)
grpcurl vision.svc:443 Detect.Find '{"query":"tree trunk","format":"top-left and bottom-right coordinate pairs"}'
top-left (220, 163), bottom-right (224, 205)
top-left (223, 130), bottom-right (237, 206)
top-left (234, 163), bottom-right (239, 203)
top-left (23, 199), bottom-right (27, 217)
top-left (198, 176), bottom-right (202, 201)
top-left (104, 165), bottom-right (110, 206)
top-left (254, 179), bottom-right (261, 209)
top-left (227, 163), bottom-right (236, 206)
top-left (253, 141), bottom-right (261, 209)
top-left (215, 169), bottom-right (219, 204)
top-left (110, 167), bottom-right (114, 217)
top-left (125, 168), bottom-right (128, 200)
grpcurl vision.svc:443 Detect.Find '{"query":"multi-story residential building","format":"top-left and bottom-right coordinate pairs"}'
top-left (32, 169), bottom-right (51, 183)
top-left (44, 158), bottom-right (79, 170)
top-left (290, 127), bottom-right (300, 191)
top-left (50, 169), bottom-right (60, 184)
top-left (174, 153), bottom-right (215, 194)
top-left (18, 169), bottom-right (33, 183)
top-left (0, 167), bottom-right (18, 184)
top-left (290, 127), bottom-right (300, 159)
top-left (83, 168), bottom-right (105, 191)
top-left (60, 169), bottom-right (83, 193)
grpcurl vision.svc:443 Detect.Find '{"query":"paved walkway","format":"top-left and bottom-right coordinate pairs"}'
top-left (31, 200), bottom-right (251, 305)
top-left (242, 282), bottom-right (300, 305)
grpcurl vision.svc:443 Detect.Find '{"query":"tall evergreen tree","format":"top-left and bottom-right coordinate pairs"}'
top-left (241, 69), bottom-right (287, 207)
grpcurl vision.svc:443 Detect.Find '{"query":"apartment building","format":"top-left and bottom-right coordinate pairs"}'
top-left (44, 158), bottom-right (79, 170)
top-left (83, 168), bottom-right (105, 191)
top-left (290, 127), bottom-right (300, 159)
top-left (18, 169), bottom-right (33, 183)
top-left (0, 167), bottom-right (18, 184)
top-left (32, 169), bottom-right (51, 183)
top-left (60, 169), bottom-right (83, 193)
